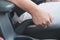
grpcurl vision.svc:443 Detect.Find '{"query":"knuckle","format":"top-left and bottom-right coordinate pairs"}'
top-left (43, 21), bottom-right (46, 24)
top-left (46, 19), bottom-right (50, 22)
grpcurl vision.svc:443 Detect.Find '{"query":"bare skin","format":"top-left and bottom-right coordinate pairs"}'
top-left (9, 0), bottom-right (53, 28)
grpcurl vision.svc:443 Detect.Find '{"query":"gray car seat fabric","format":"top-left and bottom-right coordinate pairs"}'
top-left (0, 1), bottom-right (15, 13)
top-left (0, 1), bottom-right (15, 40)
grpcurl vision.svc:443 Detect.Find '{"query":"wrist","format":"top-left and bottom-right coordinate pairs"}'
top-left (29, 6), bottom-right (42, 16)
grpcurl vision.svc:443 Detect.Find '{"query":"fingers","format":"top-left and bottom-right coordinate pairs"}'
top-left (37, 17), bottom-right (53, 28)
top-left (44, 18), bottom-right (53, 27)
top-left (50, 16), bottom-right (54, 23)
top-left (36, 20), bottom-right (50, 28)
top-left (46, 19), bottom-right (51, 26)
top-left (32, 12), bottom-right (54, 28)
top-left (42, 20), bottom-right (51, 28)
top-left (49, 14), bottom-right (54, 26)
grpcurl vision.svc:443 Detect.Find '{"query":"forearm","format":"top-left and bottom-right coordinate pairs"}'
top-left (9, 0), bottom-right (41, 15)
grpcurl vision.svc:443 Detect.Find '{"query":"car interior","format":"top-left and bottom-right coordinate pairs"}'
top-left (0, 0), bottom-right (60, 40)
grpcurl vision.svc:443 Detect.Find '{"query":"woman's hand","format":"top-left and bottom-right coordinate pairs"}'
top-left (31, 7), bottom-right (53, 28)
